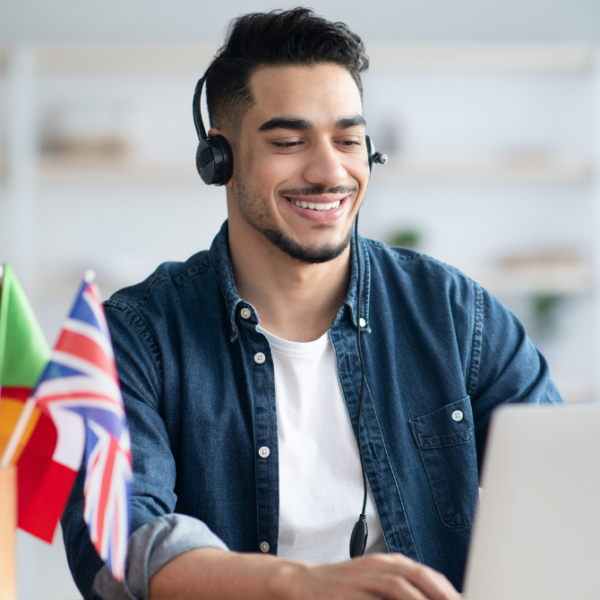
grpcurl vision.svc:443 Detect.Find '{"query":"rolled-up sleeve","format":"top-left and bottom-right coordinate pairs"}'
top-left (91, 514), bottom-right (229, 600)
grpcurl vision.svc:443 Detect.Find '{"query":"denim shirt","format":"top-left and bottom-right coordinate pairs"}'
top-left (61, 221), bottom-right (561, 599)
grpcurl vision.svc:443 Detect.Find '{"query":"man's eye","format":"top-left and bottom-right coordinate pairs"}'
top-left (338, 140), bottom-right (362, 148)
top-left (273, 141), bottom-right (303, 148)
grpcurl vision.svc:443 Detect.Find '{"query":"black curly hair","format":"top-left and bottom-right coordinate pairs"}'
top-left (205, 7), bottom-right (369, 135)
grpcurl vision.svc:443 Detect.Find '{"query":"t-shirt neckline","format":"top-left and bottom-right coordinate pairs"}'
top-left (257, 325), bottom-right (330, 357)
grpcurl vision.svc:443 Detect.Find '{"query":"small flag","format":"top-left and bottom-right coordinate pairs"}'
top-left (0, 263), bottom-right (51, 461)
top-left (0, 264), bottom-right (68, 540)
top-left (0, 264), bottom-right (50, 393)
top-left (30, 271), bottom-right (132, 580)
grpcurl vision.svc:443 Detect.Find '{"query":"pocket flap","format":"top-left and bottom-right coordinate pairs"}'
top-left (409, 397), bottom-right (474, 449)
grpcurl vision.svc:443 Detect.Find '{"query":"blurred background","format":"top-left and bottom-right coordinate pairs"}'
top-left (1, 0), bottom-right (600, 597)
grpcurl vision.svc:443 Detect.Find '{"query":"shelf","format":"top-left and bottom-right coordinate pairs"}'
top-left (368, 44), bottom-right (594, 72)
top-left (0, 158), bottom-right (199, 184)
top-left (468, 264), bottom-right (592, 295)
top-left (36, 44), bottom-right (216, 71)
top-left (0, 43), bottom-right (590, 73)
top-left (371, 157), bottom-right (592, 184)
top-left (36, 156), bottom-right (198, 183)
top-left (0, 157), bottom-right (198, 184)
top-left (0, 155), bottom-right (577, 185)
top-left (17, 43), bottom-right (593, 73)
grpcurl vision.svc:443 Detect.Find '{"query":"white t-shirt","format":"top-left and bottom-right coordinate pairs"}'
top-left (258, 326), bottom-right (387, 564)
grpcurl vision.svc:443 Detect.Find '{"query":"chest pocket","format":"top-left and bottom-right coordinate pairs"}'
top-left (409, 396), bottom-right (478, 528)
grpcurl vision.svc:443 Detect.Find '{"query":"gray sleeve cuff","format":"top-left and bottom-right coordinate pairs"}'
top-left (91, 514), bottom-right (229, 600)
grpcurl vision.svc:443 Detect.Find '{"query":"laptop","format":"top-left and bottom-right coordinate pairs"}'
top-left (463, 402), bottom-right (600, 600)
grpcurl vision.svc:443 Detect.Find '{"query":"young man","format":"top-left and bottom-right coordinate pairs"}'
top-left (62, 8), bottom-right (561, 600)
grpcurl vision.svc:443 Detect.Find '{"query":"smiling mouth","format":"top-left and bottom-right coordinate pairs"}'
top-left (286, 198), bottom-right (343, 212)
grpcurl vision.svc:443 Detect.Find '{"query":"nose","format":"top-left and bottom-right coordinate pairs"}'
top-left (302, 138), bottom-right (348, 189)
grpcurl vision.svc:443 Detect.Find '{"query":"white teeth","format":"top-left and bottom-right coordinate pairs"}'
top-left (290, 199), bottom-right (342, 211)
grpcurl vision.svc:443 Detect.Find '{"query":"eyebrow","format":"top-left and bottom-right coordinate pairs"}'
top-left (335, 115), bottom-right (366, 129)
top-left (258, 114), bottom-right (366, 132)
top-left (258, 117), bottom-right (311, 132)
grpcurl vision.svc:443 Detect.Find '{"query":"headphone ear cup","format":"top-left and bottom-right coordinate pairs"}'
top-left (196, 139), bottom-right (215, 184)
top-left (196, 134), bottom-right (234, 186)
top-left (211, 134), bottom-right (233, 185)
top-left (366, 135), bottom-right (374, 176)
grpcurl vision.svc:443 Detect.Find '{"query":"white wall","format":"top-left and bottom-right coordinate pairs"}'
top-left (1, 0), bottom-right (599, 44)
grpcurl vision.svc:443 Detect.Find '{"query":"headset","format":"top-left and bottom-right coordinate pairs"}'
top-left (192, 74), bottom-right (234, 186)
top-left (192, 73), bottom-right (387, 185)
top-left (192, 71), bottom-right (387, 558)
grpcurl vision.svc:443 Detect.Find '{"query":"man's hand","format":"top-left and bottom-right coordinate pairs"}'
top-left (289, 553), bottom-right (460, 600)
top-left (150, 547), bottom-right (460, 600)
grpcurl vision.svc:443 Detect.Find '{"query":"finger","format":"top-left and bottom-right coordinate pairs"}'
top-left (381, 574), bottom-right (431, 600)
top-left (395, 561), bottom-right (459, 600)
top-left (363, 554), bottom-right (459, 600)
top-left (359, 571), bottom-right (429, 600)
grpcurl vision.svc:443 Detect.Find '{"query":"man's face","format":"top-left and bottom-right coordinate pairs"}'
top-left (227, 63), bottom-right (370, 264)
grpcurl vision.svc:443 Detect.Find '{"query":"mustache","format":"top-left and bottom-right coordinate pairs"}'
top-left (279, 185), bottom-right (358, 197)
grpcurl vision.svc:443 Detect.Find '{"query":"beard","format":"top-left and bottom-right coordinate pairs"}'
top-left (233, 175), bottom-right (357, 265)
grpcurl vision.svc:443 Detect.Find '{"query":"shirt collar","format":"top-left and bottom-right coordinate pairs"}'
top-left (209, 220), bottom-right (372, 340)
top-left (209, 221), bottom-right (244, 341)
top-left (337, 234), bottom-right (372, 333)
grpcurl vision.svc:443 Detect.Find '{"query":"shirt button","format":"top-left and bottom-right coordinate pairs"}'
top-left (254, 352), bottom-right (266, 364)
top-left (452, 410), bottom-right (464, 422)
top-left (258, 446), bottom-right (270, 458)
top-left (240, 307), bottom-right (251, 319)
top-left (359, 317), bottom-right (366, 328)
top-left (259, 541), bottom-right (270, 553)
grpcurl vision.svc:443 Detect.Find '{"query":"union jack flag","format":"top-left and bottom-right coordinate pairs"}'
top-left (32, 272), bottom-right (132, 580)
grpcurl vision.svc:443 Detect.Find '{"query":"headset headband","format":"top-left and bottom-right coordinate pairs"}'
top-left (193, 73), bottom-right (208, 141)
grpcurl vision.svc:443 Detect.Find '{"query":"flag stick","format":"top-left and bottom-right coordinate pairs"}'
top-left (0, 465), bottom-right (17, 600)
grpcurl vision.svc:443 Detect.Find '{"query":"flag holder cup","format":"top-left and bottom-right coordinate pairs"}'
top-left (0, 465), bottom-right (17, 600)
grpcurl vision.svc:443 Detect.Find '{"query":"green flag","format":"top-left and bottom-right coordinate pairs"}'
top-left (0, 264), bottom-right (51, 463)
top-left (0, 264), bottom-right (50, 389)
